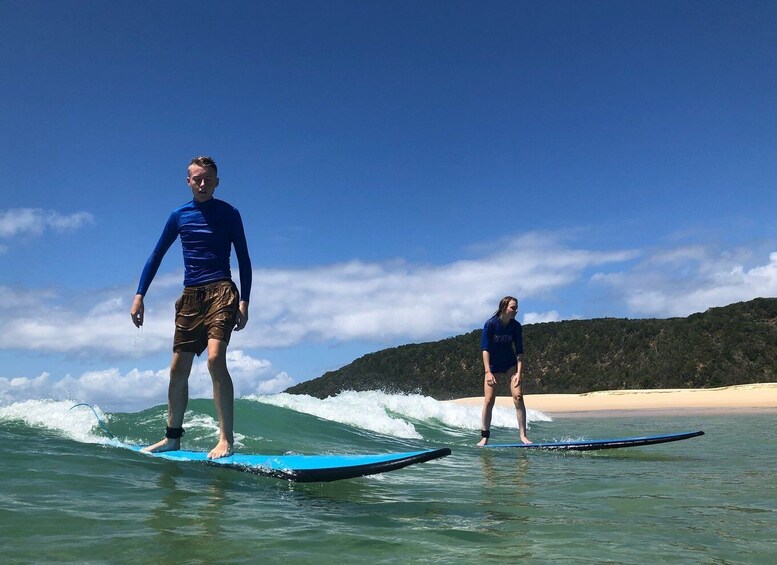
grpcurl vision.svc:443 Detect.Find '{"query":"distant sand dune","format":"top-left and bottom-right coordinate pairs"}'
top-left (450, 383), bottom-right (777, 417)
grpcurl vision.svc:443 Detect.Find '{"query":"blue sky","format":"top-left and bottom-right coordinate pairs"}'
top-left (2, 1), bottom-right (776, 411)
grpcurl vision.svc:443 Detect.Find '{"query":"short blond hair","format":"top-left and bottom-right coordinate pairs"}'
top-left (188, 155), bottom-right (218, 176)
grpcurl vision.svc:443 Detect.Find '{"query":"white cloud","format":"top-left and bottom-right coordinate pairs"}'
top-left (523, 311), bottom-right (562, 324)
top-left (0, 350), bottom-right (287, 412)
top-left (2, 231), bottom-right (775, 412)
top-left (1, 231), bottom-right (775, 360)
top-left (238, 231), bottom-right (638, 348)
top-left (45, 211), bottom-right (94, 231)
top-left (592, 248), bottom-right (777, 317)
top-left (0, 286), bottom-right (57, 309)
top-left (0, 231), bottom-right (636, 356)
top-left (0, 208), bottom-right (94, 238)
top-left (0, 295), bottom-right (173, 356)
top-left (255, 372), bottom-right (294, 395)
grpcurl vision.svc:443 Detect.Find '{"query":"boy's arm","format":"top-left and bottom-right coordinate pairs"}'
top-left (131, 214), bottom-right (178, 326)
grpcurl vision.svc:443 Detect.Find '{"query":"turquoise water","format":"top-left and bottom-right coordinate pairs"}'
top-left (1, 392), bottom-right (775, 563)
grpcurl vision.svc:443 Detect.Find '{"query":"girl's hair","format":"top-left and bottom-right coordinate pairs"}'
top-left (494, 295), bottom-right (518, 317)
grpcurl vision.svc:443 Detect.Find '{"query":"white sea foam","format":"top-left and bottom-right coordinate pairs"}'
top-left (1, 393), bottom-right (552, 443)
top-left (247, 391), bottom-right (423, 439)
top-left (0, 400), bottom-right (246, 449)
top-left (0, 399), bottom-right (110, 444)
top-left (245, 390), bottom-right (552, 439)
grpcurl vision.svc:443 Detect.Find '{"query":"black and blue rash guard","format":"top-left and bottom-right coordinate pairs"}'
top-left (136, 198), bottom-right (252, 302)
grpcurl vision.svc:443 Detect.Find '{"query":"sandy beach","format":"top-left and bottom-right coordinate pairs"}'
top-left (451, 383), bottom-right (777, 417)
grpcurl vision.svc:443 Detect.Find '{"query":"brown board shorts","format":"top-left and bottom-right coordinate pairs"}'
top-left (173, 280), bottom-right (239, 355)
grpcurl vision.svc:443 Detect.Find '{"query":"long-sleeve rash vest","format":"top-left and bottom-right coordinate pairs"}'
top-left (136, 198), bottom-right (252, 302)
top-left (481, 316), bottom-right (523, 373)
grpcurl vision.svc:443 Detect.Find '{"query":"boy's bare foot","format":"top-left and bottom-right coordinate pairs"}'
top-left (520, 435), bottom-right (532, 445)
top-left (141, 437), bottom-right (181, 453)
top-left (208, 439), bottom-right (233, 459)
top-left (477, 437), bottom-right (488, 447)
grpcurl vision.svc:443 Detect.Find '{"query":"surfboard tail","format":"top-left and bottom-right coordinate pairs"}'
top-left (268, 448), bottom-right (453, 482)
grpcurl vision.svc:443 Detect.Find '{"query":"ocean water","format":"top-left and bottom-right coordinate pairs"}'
top-left (1, 392), bottom-right (775, 564)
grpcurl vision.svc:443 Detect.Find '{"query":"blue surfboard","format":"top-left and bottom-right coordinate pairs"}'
top-left (126, 445), bottom-right (451, 482)
top-left (484, 430), bottom-right (704, 451)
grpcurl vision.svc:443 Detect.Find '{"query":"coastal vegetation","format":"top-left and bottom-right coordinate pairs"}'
top-left (285, 298), bottom-right (777, 400)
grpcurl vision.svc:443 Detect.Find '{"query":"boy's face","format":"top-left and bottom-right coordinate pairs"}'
top-left (187, 164), bottom-right (219, 202)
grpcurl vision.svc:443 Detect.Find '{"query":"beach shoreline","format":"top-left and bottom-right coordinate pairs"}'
top-left (450, 382), bottom-right (777, 418)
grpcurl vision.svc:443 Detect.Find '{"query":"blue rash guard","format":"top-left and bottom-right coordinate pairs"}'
top-left (481, 316), bottom-right (524, 373)
top-left (136, 198), bottom-right (252, 302)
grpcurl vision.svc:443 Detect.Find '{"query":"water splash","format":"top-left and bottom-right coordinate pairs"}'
top-left (0, 399), bottom-right (111, 444)
top-left (245, 390), bottom-right (552, 439)
top-left (248, 391), bottom-right (423, 439)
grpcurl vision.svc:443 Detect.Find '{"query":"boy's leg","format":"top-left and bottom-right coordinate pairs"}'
top-left (142, 351), bottom-right (195, 453)
top-left (206, 338), bottom-right (234, 459)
